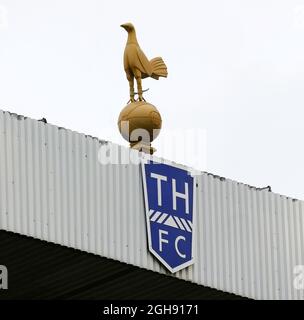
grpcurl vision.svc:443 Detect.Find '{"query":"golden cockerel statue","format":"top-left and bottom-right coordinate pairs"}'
top-left (121, 22), bottom-right (168, 102)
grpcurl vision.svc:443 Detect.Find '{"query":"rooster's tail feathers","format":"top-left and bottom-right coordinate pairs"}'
top-left (150, 57), bottom-right (168, 80)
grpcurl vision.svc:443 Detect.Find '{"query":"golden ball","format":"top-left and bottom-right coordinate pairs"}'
top-left (118, 101), bottom-right (162, 144)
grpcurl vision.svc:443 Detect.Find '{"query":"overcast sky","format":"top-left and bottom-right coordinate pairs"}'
top-left (0, 0), bottom-right (304, 199)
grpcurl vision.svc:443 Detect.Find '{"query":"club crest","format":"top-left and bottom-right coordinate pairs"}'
top-left (142, 158), bottom-right (196, 273)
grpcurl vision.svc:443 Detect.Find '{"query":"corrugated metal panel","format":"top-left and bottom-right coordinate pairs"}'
top-left (0, 109), bottom-right (303, 300)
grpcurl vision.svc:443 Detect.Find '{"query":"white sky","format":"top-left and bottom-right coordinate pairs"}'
top-left (0, 0), bottom-right (304, 199)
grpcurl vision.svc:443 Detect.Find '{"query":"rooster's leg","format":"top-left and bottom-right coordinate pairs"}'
top-left (135, 76), bottom-right (143, 101)
top-left (127, 74), bottom-right (135, 103)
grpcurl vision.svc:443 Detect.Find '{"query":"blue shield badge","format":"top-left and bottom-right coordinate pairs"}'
top-left (142, 158), bottom-right (196, 273)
